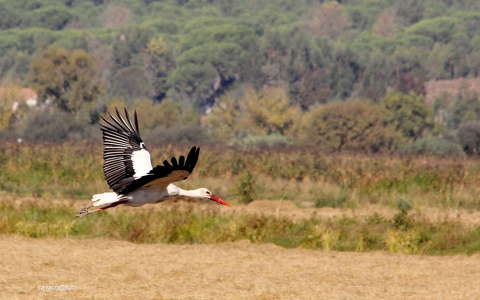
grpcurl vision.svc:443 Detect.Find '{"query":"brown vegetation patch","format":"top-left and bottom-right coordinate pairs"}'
top-left (425, 77), bottom-right (480, 105)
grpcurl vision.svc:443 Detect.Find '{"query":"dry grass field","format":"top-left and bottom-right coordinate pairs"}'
top-left (2, 235), bottom-right (480, 300)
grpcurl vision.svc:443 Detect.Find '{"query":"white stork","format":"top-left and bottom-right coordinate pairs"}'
top-left (77, 108), bottom-right (229, 217)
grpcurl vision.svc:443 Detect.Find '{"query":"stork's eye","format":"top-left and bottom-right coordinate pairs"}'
top-left (206, 191), bottom-right (211, 195)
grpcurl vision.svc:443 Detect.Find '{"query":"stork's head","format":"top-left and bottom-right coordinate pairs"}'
top-left (198, 188), bottom-right (230, 206)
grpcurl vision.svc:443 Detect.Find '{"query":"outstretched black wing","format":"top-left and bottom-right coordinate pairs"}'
top-left (118, 146), bottom-right (200, 194)
top-left (100, 108), bottom-right (153, 193)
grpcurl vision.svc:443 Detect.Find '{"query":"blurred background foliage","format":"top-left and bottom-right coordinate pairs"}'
top-left (1, 0), bottom-right (480, 155)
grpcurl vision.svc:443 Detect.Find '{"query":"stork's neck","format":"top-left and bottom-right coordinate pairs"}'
top-left (167, 184), bottom-right (203, 198)
top-left (178, 188), bottom-right (204, 198)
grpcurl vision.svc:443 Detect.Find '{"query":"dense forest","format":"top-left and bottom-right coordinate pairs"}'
top-left (1, 0), bottom-right (480, 154)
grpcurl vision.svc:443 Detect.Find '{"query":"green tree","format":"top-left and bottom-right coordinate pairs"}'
top-left (112, 26), bottom-right (155, 71)
top-left (284, 34), bottom-right (333, 108)
top-left (393, 0), bottom-right (426, 26)
top-left (390, 46), bottom-right (428, 95)
top-left (329, 43), bottom-right (359, 99)
top-left (297, 101), bottom-right (401, 152)
top-left (0, 3), bottom-right (21, 30)
top-left (100, 4), bottom-right (131, 28)
top-left (435, 89), bottom-right (480, 130)
top-left (2, 0), bottom-right (480, 139)
top-left (242, 87), bottom-right (301, 136)
top-left (130, 98), bottom-right (184, 131)
top-left (405, 17), bottom-right (457, 44)
top-left (109, 66), bottom-right (150, 100)
top-left (204, 86), bottom-right (300, 140)
top-left (381, 92), bottom-right (433, 140)
top-left (306, 2), bottom-right (351, 39)
top-left (203, 89), bottom-right (243, 140)
top-left (28, 47), bottom-right (103, 112)
top-left (373, 8), bottom-right (399, 38)
top-left (144, 36), bottom-right (175, 100)
top-left (28, 7), bottom-right (73, 30)
top-left (170, 22), bottom-right (257, 104)
top-left (358, 49), bottom-right (393, 100)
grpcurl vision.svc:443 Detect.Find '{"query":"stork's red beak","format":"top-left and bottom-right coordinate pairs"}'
top-left (210, 195), bottom-right (230, 206)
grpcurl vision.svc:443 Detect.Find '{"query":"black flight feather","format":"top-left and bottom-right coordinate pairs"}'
top-left (118, 146), bottom-right (201, 194)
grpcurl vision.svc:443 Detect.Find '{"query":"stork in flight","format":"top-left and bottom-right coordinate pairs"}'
top-left (77, 108), bottom-right (229, 217)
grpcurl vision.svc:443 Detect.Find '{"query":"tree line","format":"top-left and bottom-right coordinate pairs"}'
top-left (1, 0), bottom-right (480, 154)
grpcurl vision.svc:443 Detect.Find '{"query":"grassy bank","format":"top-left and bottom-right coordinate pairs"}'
top-left (1, 200), bottom-right (480, 255)
top-left (1, 142), bottom-right (480, 209)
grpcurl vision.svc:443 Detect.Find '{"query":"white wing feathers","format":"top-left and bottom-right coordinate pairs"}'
top-left (131, 148), bottom-right (153, 179)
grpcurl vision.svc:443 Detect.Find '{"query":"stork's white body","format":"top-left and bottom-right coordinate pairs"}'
top-left (91, 184), bottom-right (207, 207)
top-left (91, 189), bottom-right (168, 208)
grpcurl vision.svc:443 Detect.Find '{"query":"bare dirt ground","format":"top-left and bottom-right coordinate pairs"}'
top-left (2, 236), bottom-right (480, 300)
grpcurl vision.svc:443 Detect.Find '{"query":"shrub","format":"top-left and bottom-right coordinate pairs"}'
top-left (145, 124), bottom-right (211, 145)
top-left (393, 198), bottom-right (412, 224)
top-left (385, 230), bottom-right (421, 254)
top-left (434, 89), bottom-right (480, 130)
top-left (11, 107), bottom-right (97, 142)
top-left (204, 86), bottom-right (301, 141)
top-left (230, 134), bottom-right (291, 149)
top-left (381, 91), bottom-right (434, 140)
top-left (314, 189), bottom-right (349, 208)
top-left (457, 121), bottom-right (480, 155)
top-left (400, 137), bottom-right (464, 156)
top-left (105, 98), bottom-right (211, 145)
top-left (128, 98), bottom-right (184, 131)
top-left (234, 171), bottom-right (257, 204)
top-left (297, 101), bottom-right (402, 152)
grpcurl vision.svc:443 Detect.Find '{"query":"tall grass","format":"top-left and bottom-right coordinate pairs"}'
top-left (1, 200), bottom-right (480, 255)
top-left (3, 142), bottom-right (480, 255)
top-left (1, 142), bottom-right (480, 208)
